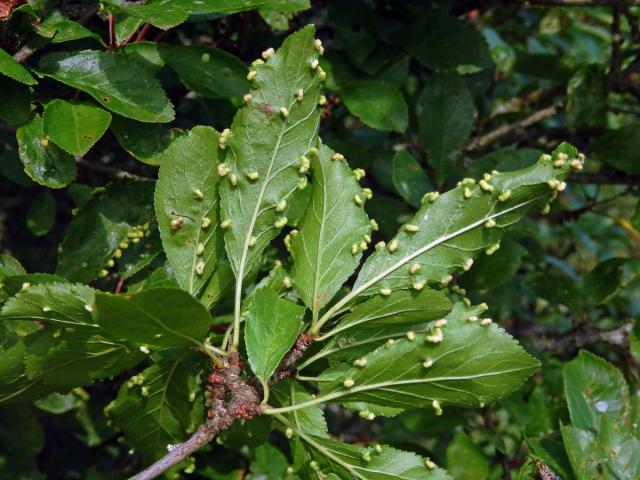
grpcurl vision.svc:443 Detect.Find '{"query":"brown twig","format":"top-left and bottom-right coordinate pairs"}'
top-left (610, 6), bottom-right (623, 81)
top-left (525, 322), bottom-right (633, 353)
top-left (108, 13), bottom-right (115, 48)
top-left (467, 103), bottom-right (561, 150)
top-left (130, 352), bottom-right (260, 480)
top-left (568, 171), bottom-right (640, 185)
top-left (135, 23), bottom-right (151, 43)
top-left (12, 45), bottom-right (36, 63)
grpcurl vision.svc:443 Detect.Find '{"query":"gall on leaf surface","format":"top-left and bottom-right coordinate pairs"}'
top-left (155, 126), bottom-right (222, 295)
top-left (315, 313), bottom-right (539, 414)
top-left (220, 25), bottom-right (322, 283)
top-left (351, 143), bottom-right (579, 299)
top-left (290, 143), bottom-right (372, 319)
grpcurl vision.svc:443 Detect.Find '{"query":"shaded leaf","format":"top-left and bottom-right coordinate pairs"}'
top-left (165, 45), bottom-right (249, 98)
top-left (341, 80), bottom-right (408, 133)
top-left (396, 14), bottom-right (493, 73)
top-left (23, 328), bottom-right (142, 389)
top-left (56, 180), bottom-right (155, 282)
top-left (0, 76), bottom-right (31, 125)
top-left (110, 115), bottom-right (181, 166)
top-left (417, 74), bottom-right (475, 180)
top-left (26, 190), bottom-right (56, 237)
top-left (392, 150), bottom-right (432, 208)
top-left (446, 432), bottom-right (489, 480)
top-left (109, 352), bottom-right (205, 463)
top-left (592, 124), bottom-right (640, 174)
top-left (583, 257), bottom-right (640, 304)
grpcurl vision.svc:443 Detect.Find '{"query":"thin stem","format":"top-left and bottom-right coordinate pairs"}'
top-left (135, 23), bottom-right (151, 42)
top-left (263, 391), bottom-right (342, 415)
top-left (108, 13), bottom-right (115, 49)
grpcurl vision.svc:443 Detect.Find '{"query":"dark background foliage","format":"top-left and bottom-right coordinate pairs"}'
top-left (0, 0), bottom-right (639, 479)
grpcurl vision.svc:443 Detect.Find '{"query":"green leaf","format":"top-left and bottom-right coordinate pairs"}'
top-left (16, 114), bottom-right (76, 188)
top-left (1, 274), bottom-right (67, 299)
top-left (110, 115), bottom-right (181, 166)
top-left (598, 416), bottom-right (640, 479)
top-left (0, 76), bottom-right (31, 125)
top-left (392, 150), bottom-right (433, 208)
top-left (417, 74), bottom-right (475, 179)
top-left (0, 254), bottom-right (26, 279)
top-left (180, 0), bottom-right (281, 15)
top-left (0, 47), bottom-right (36, 85)
top-left (23, 328), bottom-right (143, 389)
top-left (1, 282), bottom-right (97, 330)
top-left (341, 80), bottom-right (408, 133)
top-left (322, 289), bottom-right (451, 342)
top-left (26, 190), bottom-right (56, 237)
top-left (0, 337), bottom-right (51, 406)
top-left (123, 42), bottom-right (167, 73)
top-left (560, 425), bottom-right (606, 480)
top-left (199, 260), bottom-right (236, 309)
top-left (396, 13), bottom-right (493, 74)
top-left (42, 100), bottom-right (112, 156)
top-left (39, 50), bottom-right (174, 123)
top-left (350, 143), bottom-right (579, 298)
top-left (582, 257), bottom-right (640, 304)
top-left (249, 443), bottom-right (290, 480)
top-left (566, 65), bottom-right (607, 128)
top-left (307, 301), bottom-right (481, 367)
top-left (56, 180), bottom-right (155, 282)
top-left (155, 126), bottom-right (222, 295)
top-left (446, 432), bottom-right (489, 480)
top-left (117, 227), bottom-right (163, 280)
top-left (36, 11), bottom-right (100, 44)
top-left (632, 200), bottom-right (640, 231)
top-left (102, 0), bottom-right (188, 29)
top-left (109, 352), bottom-right (205, 463)
top-left (220, 26), bottom-right (322, 282)
top-left (245, 288), bottom-right (305, 392)
top-left (165, 45), bottom-right (249, 98)
top-left (460, 239), bottom-right (525, 291)
top-left (315, 314), bottom-right (539, 413)
top-left (271, 379), bottom-right (328, 437)
top-left (563, 350), bottom-right (629, 433)
top-left (290, 143), bottom-right (371, 318)
top-left (95, 288), bottom-right (212, 348)
top-left (297, 433), bottom-right (451, 480)
top-left (592, 124), bottom-right (640, 174)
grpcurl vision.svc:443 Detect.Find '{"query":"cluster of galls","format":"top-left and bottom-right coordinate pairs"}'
top-left (204, 352), bottom-right (261, 424)
top-left (99, 222), bottom-right (151, 278)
